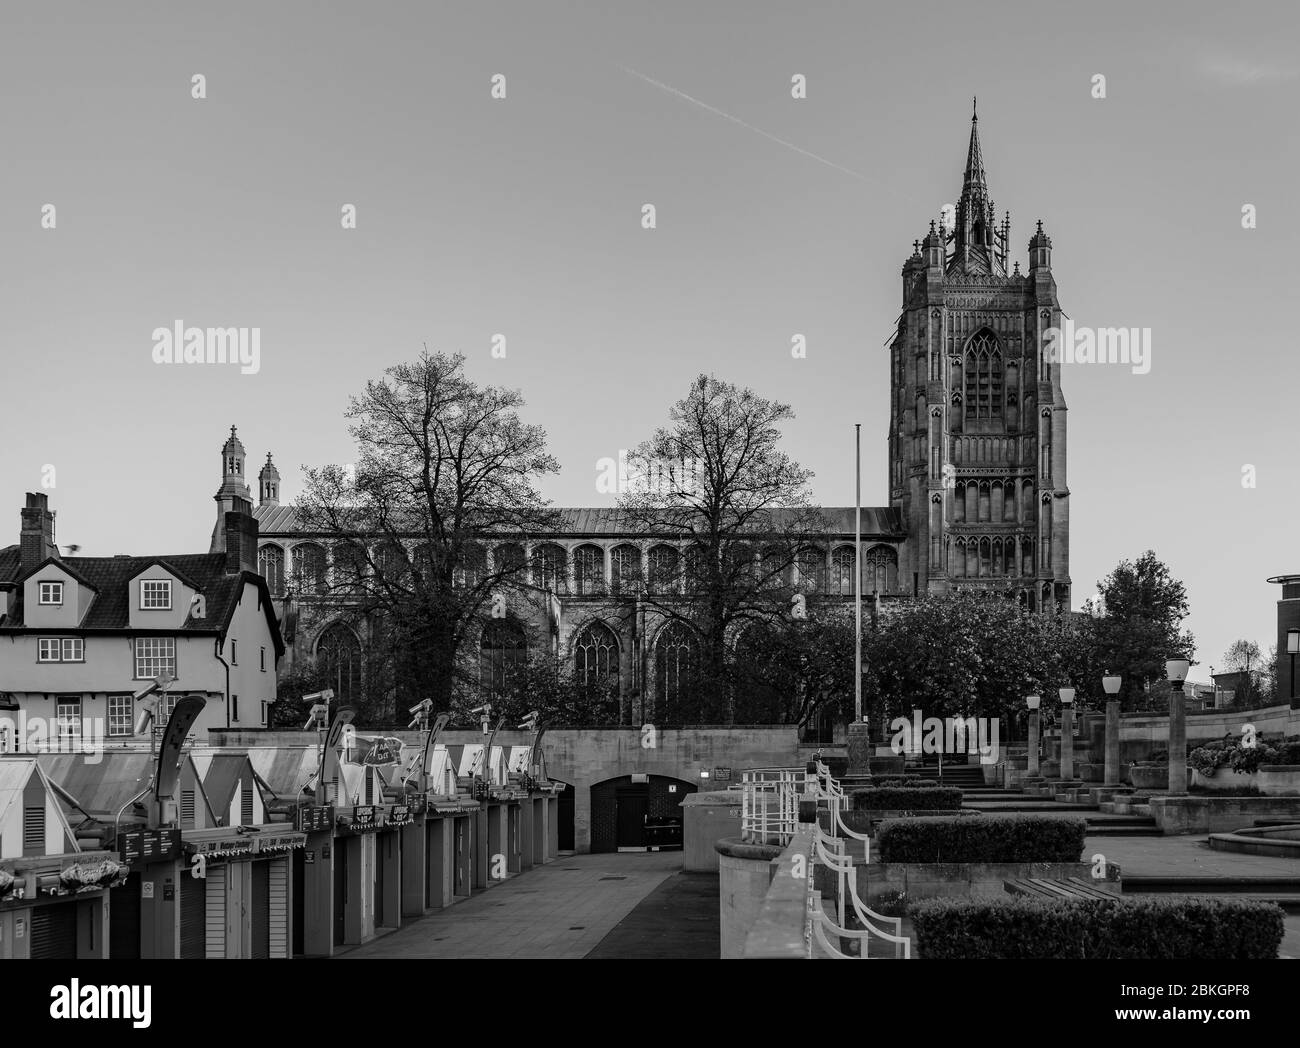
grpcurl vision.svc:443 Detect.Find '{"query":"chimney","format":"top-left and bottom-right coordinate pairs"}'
top-left (222, 496), bottom-right (259, 575)
top-left (20, 493), bottom-right (57, 576)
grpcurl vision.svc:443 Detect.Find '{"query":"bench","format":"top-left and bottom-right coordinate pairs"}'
top-left (1003, 876), bottom-right (1120, 902)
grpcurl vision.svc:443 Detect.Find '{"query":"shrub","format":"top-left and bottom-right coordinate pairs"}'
top-left (875, 814), bottom-right (1085, 863)
top-left (1188, 783), bottom-right (1260, 796)
top-left (872, 777), bottom-right (940, 788)
top-left (851, 787), bottom-right (963, 811)
top-left (910, 896), bottom-right (1284, 959)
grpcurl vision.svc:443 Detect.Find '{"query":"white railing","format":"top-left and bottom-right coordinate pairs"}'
top-left (740, 768), bottom-right (808, 846)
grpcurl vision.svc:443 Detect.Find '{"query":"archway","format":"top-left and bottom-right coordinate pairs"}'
top-left (588, 774), bottom-right (698, 853)
top-left (552, 779), bottom-right (576, 853)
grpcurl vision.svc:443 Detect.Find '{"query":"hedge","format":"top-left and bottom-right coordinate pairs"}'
top-left (851, 787), bottom-right (963, 812)
top-left (872, 777), bottom-right (940, 789)
top-left (875, 814), bottom-right (1085, 863)
top-left (911, 896), bottom-right (1285, 959)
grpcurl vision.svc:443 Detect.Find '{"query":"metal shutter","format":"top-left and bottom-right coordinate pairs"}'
top-left (250, 861), bottom-right (270, 959)
top-left (29, 904), bottom-right (77, 959)
top-left (269, 857), bottom-right (290, 959)
top-left (180, 879), bottom-right (206, 959)
top-left (109, 874), bottom-right (142, 959)
top-left (204, 864), bottom-right (227, 958)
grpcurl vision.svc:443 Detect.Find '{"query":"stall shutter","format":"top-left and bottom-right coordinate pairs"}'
top-left (268, 857), bottom-right (290, 958)
top-left (30, 904), bottom-right (77, 959)
top-left (205, 865), bottom-right (227, 959)
top-left (180, 879), bottom-right (206, 959)
top-left (110, 874), bottom-right (142, 959)
top-left (250, 861), bottom-right (270, 959)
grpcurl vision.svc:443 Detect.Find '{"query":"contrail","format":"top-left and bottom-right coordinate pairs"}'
top-left (619, 65), bottom-right (870, 183)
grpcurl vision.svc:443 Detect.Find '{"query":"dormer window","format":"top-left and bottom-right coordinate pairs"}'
top-left (38, 581), bottom-right (63, 605)
top-left (141, 580), bottom-right (173, 610)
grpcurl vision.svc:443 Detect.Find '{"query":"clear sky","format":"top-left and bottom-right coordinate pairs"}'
top-left (2, 1), bottom-right (1296, 678)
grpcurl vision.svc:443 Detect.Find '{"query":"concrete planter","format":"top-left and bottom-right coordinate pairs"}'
top-left (1149, 795), bottom-right (1300, 834)
top-left (1075, 762), bottom-right (1104, 783)
top-left (1040, 759), bottom-right (1060, 778)
top-left (860, 861), bottom-right (1120, 905)
top-left (1190, 769), bottom-right (1260, 792)
top-left (1258, 766), bottom-right (1300, 797)
top-left (1129, 764), bottom-right (1168, 790)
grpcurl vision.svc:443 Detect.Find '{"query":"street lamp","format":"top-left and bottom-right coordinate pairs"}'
top-left (1025, 696), bottom-right (1041, 778)
top-left (1165, 657), bottom-right (1190, 794)
top-left (1102, 674), bottom-right (1121, 787)
top-left (1058, 687), bottom-right (1075, 781)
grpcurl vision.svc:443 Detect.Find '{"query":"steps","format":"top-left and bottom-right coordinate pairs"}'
top-left (958, 784), bottom-right (1162, 836)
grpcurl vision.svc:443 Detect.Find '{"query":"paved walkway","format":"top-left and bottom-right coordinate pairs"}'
top-left (341, 851), bottom-right (682, 959)
top-left (587, 871), bottom-right (720, 958)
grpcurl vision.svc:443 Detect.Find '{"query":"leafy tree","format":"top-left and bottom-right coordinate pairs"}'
top-left (731, 611), bottom-right (856, 728)
top-left (1090, 551), bottom-right (1196, 711)
top-left (1222, 639), bottom-right (1263, 674)
top-left (294, 350), bottom-right (560, 715)
top-left (617, 374), bottom-right (822, 723)
top-left (446, 653), bottom-right (620, 728)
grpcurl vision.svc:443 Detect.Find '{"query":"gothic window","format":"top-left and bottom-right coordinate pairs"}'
top-left (725, 542), bottom-right (755, 582)
top-left (494, 542), bottom-right (525, 578)
top-left (258, 544), bottom-right (285, 597)
top-left (831, 545), bottom-right (856, 596)
top-left (573, 544), bottom-right (605, 595)
top-left (864, 545), bottom-right (897, 594)
top-left (573, 621), bottom-right (619, 693)
top-left (648, 544), bottom-right (680, 594)
top-left (460, 542), bottom-right (487, 588)
top-left (480, 619), bottom-right (527, 695)
top-left (796, 546), bottom-right (825, 592)
top-left (610, 544), bottom-right (642, 595)
top-left (654, 622), bottom-right (699, 724)
top-left (760, 544), bottom-right (789, 589)
top-left (333, 543), bottom-right (368, 594)
top-left (293, 543), bottom-right (328, 595)
top-left (532, 543), bottom-right (567, 593)
top-left (316, 623), bottom-right (362, 705)
top-left (964, 331), bottom-right (1003, 420)
top-left (683, 545), bottom-right (706, 591)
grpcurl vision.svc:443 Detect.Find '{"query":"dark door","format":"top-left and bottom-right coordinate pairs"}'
top-left (374, 835), bottom-right (385, 927)
top-left (250, 861), bottom-right (270, 959)
top-left (30, 902), bottom-right (78, 959)
top-left (333, 840), bottom-right (346, 946)
top-left (616, 789), bottom-right (648, 848)
top-left (558, 784), bottom-right (575, 851)
top-left (180, 879), bottom-right (205, 959)
top-left (110, 874), bottom-right (141, 959)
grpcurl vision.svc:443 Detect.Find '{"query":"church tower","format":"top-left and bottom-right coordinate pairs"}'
top-left (210, 425), bottom-right (254, 555)
top-left (258, 452), bottom-right (281, 508)
top-left (889, 102), bottom-right (1071, 612)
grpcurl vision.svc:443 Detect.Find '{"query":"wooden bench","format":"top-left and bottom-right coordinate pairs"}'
top-left (1003, 876), bottom-right (1119, 902)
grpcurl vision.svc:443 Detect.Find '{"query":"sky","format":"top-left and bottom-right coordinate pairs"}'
top-left (1, 0), bottom-right (1296, 679)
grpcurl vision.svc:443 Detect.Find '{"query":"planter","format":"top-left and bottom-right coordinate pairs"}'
top-left (861, 860), bottom-right (1121, 904)
top-left (1258, 765), bottom-right (1300, 797)
top-left (1129, 764), bottom-right (1168, 790)
top-left (1039, 759), bottom-right (1060, 778)
top-left (1191, 768), bottom-right (1260, 792)
top-left (1075, 762), bottom-right (1104, 783)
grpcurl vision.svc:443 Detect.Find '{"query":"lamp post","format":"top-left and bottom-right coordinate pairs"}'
top-left (1165, 657), bottom-right (1191, 794)
top-left (1026, 695), bottom-right (1041, 778)
top-left (846, 422), bottom-right (872, 777)
top-left (1058, 687), bottom-right (1075, 780)
top-left (1102, 674), bottom-right (1122, 786)
top-left (1288, 629), bottom-right (1299, 705)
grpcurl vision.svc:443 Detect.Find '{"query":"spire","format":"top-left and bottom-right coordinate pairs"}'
top-left (948, 100), bottom-right (1006, 276)
top-left (258, 451), bottom-right (281, 508)
top-left (962, 102), bottom-right (987, 201)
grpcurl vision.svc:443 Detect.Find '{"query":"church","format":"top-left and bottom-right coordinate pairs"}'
top-left (213, 105), bottom-right (1071, 724)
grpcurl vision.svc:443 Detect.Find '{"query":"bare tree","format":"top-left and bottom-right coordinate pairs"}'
top-left (618, 374), bottom-right (823, 723)
top-left (295, 350), bottom-right (560, 716)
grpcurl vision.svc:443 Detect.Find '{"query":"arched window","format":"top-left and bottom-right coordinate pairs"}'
top-left (258, 544), bottom-right (285, 597)
top-left (480, 619), bottom-right (527, 695)
top-left (494, 542), bottom-right (525, 578)
top-left (573, 544), bottom-right (605, 595)
top-left (460, 542), bottom-right (486, 588)
top-left (683, 545), bottom-right (706, 591)
top-left (760, 544), bottom-right (789, 589)
top-left (610, 544), bottom-right (642, 595)
top-left (964, 330), bottom-right (1003, 420)
top-left (648, 544), bottom-right (680, 594)
top-left (831, 545), bottom-right (856, 596)
top-left (573, 621), bottom-right (619, 693)
top-left (796, 546), bottom-right (825, 592)
top-left (532, 543), bottom-right (567, 593)
top-left (654, 622), bottom-right (699, 723)
top-left (725, 542), bottom-right (755, 583)
top-left (333, 542), bottom-right (368, 594)
top-left (316, 623), bottom-right (362, 705)
top-left (293, 543), bottom-right (328, 595)
top-left (374, 541), bottom-right (410, 588)
top-left (864, 545), bottom-right (898, 594)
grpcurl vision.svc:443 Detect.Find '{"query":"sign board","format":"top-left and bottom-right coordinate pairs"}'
top-left (119, 828), bottom-right (182, 867)
top-left (389, 805), bottom-right (413, 827)
top-left (713, 767), bottom-right (732, 782)
top-left (253, 832), bottom-right (305, 854)
top-left (187, 837), bottom-right (254, 860)
top-left (631, 773), bottom-right (649, 784)
top-left (295, 805), bottom-right (336, 833)
top-left (141, 881), bottom-right (155, 899)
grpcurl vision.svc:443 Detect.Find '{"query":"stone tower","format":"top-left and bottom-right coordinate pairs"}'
top-left (889, 102), bottom-right (1071, 612)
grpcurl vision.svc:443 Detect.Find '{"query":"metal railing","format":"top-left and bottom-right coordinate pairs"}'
top-left (740, 768), bottom-right (808, 846)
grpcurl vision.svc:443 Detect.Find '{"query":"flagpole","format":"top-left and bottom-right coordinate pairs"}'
top-left (855, 423), bottom-right (862, 724)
